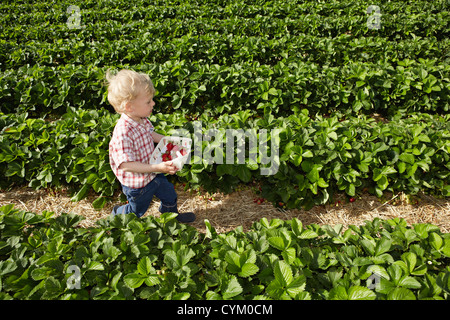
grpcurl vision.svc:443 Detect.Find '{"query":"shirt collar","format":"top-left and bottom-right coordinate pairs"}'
top-left (121, 113), bottom-right (148, 129)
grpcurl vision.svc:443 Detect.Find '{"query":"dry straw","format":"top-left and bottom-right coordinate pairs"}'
top-left (1, 185), bottom-right (448, 234)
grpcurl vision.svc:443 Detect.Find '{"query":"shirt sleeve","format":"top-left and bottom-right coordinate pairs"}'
top-left (110, 129), bottom-right (137, 168)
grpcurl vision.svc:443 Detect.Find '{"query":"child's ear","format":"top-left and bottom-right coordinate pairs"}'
top-left (123, 101), bottom-right (133, 112)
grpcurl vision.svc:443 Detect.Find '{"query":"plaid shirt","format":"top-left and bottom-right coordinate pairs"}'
top-left (109, 113), bottom-right (156, 188)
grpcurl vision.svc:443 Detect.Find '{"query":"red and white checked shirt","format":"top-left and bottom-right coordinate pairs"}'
top-left (109, 113), bottom-right (156, 188)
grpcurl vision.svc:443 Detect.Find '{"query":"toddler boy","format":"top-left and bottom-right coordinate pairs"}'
top-left (107, 69), bottom-right (195, 223)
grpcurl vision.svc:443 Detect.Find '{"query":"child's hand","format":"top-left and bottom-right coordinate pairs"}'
top-left (158, 161), bottom-right (178, 175)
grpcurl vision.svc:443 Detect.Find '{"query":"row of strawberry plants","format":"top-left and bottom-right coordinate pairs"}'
top-left (2, 0), bottom-right (447, 45)
top-left (2, 1), bottom-right (447, 74)
top-left (1, 109), bottom-right (448, 210)
top-left (0, 108), bottom-right (118, 208)
top-left (1, 57), bottom-right (448, 117)
top-left (2, 0), bottom-right (448, 71)
top-left (0, 204), bottom-right (448, 300)
top-left (169, 110), bottom-right (450, 209)
top-left (3, 30), bottom-right (447, 72)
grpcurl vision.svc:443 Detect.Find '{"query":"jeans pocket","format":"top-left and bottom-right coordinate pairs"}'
top-left (123, 186), bottom-right (144, 202)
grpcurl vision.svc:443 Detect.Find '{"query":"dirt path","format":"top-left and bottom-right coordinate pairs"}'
top-left (1, 184), bottom-right (449, 233)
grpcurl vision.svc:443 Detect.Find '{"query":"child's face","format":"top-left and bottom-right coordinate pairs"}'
top-left (126, 90), bottom-right (155, 120)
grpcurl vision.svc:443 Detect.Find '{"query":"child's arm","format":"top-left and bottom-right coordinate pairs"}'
top-left (119, 161), bottom-right (178, 175)
top-left (151, 131), bottom-right (165, 143)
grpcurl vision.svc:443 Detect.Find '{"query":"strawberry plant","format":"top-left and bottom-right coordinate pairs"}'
top-left (0, 204), bottom-right (448, 300)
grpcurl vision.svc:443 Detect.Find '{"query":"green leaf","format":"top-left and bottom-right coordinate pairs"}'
top-left (123, 273), bottom-right (145, 289)
top-left (268, 88), bottom-right (278, 96)
top-left (374, 237), bottom-right (392, 256)
top-left (329, 286), bottom-right (348, 300)
top-left (291, 154), bottom-right (302, 166)
top-left (353, 257), bottom-right (373, 266)
top-left (72, 133), bottom-right (89, 145)
top-left (429, 232), bottom-right (443, 251)
top-left (225, 251), bottom-right (241, 272)
top-left (137, 257), bottom-right (153, 276)
top-left (401, 252), bottom-right (417, 274)
top-left (5, 162), bottom-right (24, 177)
top-left (164, 247), bottom-right (195, 270)
top-left (239, 263), bottom-right (259, 278)
top-left (268, 235), bottom-right (289, 251)
top-left (86, 173), bottom-right (99, 184)
top-left (172, 292), bottom-right (190, 300)
top-left (360, 239), bottom-right (375, 256)
top-left (55, 213), bottom-right (84, 228)
top-left (0, 204), bottom-right (15, 215)
top-left (216, 164), bottom-right (232, 176)
top-left (368, 265), bottom-right (390, 280)
top-left (399, 153), bottom-right (415, 165)
top-left (273, 260), bottom-right (293, 288)
top-left (44, 276), bottom-right (62, 293)
top-left (144, 275), bottom-right (160, 287)
top-left (387, 287), bottom-right (416, 300)
top-left (71, 184), bottom-right (90, 202)
top-left (317, 177), bottom-right (329, 188)
top-left (236, 165), bottom-right (252, 182)
top-left (221, 275), bottom-right (242, 299)
top-left (260, 217), bottom-right (283, 229)
top-left (377, 175), bottom-right (389, 190)
top-left (0, 260), bottom-right (18, 276)
top-left (414, 223), bottom-right (440, 239)
top-left (330, 286), bottom-right (376, 300)
top-left (387, 264), bottom-right (403, 284)
top-left (92, 195), bottom-right (107, 209)
top-left (282, 247), bottom-right (296, 264)
top-left (159, 212), bottom-right (178, 224)
top-left (347, 286), bottom-right (376, 300)
top-left (306, 165), bottom-right (319, 183)
top-left (286, 274), bottom-right (306, 298)
top-left (85, 261), bottom-right (104, 271)
top-left (398, 276), bottom-right (421, 289)
top-left (298, 229), bottom-right (318, 239)
top-left (291, 218), bottom-right (303, 236)
top-left (204, 219), bottom-right (216, 239)
top-left (442, 239), bottom-right (450, 257)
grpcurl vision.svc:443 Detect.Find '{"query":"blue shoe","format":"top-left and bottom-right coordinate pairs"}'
top-left (111, 205), bottom-right (121, 216)
top-left (176, 212), bottom-right (196, 223)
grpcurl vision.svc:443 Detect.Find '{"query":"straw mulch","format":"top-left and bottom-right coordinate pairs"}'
top-left (0, 184), bottom-right (449, 234)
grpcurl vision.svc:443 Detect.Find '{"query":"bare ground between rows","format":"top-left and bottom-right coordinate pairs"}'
top-left (0, 184), bottom-right (449, 234)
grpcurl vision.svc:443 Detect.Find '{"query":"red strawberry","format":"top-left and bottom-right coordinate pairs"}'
top-left (349, 197), bottom-right (355, 203)
top-left (180, 149), bottom-right (187, 156)
top-left (162, 151), bottom-right (173, 161)
top-left (166, 142), bottom-right (174, 151)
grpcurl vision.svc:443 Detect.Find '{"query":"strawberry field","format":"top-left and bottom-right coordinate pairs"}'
top-left (0, 0), bottom-right (449, 301)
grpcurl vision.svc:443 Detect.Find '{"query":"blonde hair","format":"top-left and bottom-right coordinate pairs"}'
top-left (105, 69), bottom-right (155, 113)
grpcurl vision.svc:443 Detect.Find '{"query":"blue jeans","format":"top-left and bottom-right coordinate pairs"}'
top-left (113, 174), bottom-right (178, 218)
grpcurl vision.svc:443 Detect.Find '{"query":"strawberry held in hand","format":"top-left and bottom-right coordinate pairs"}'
top-left (166, 142), bottom-right (175, 151)
top-left (162, 152), bottom-right (172, 161)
